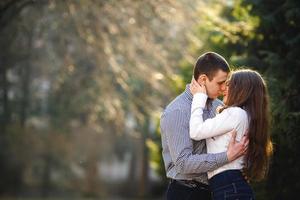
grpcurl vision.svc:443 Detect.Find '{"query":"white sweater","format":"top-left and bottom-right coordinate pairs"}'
top-left (190, 93), bottom-right (248, 179)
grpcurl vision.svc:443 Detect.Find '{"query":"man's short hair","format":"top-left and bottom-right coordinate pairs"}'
top-left (193, 52), bottom-right (230, 81)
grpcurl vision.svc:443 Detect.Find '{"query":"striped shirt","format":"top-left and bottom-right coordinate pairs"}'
top-left (160, 85), bottom-right (228, 184)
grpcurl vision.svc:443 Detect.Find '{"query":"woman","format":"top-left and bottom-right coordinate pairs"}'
top-left (189, 69), bottom-right (273, 200)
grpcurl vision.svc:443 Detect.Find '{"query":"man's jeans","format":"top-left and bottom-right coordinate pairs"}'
top-left (166, 179), bottom-right (211, 200)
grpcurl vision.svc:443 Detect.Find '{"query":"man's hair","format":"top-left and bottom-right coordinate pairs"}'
top-left (193, 52), bottom-right (230, 81)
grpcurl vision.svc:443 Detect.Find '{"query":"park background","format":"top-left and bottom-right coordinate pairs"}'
top-left (0, 0), bottom-right (299, 199)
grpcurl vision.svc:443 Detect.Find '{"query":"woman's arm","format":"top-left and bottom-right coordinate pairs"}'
top-left (189, 93), bottom-right (239, 140)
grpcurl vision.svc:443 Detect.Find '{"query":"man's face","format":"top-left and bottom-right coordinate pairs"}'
top-left (203, 70), bottom-right (228, 99)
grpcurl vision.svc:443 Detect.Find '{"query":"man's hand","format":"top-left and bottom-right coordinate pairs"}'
top-left (227, 129), bottom-right (248, 162)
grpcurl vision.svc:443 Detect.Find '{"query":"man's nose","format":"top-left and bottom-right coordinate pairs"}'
top-left (220, 84), bottom-right (226, 92)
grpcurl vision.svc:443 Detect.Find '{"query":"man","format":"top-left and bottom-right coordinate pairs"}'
top-left (160, 52), bottom-right (248, 200)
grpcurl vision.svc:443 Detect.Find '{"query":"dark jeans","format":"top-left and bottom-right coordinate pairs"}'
top-left (209, 170), bottom-right (255, 200)
top-left (166, 179), bottom-right (211, 200)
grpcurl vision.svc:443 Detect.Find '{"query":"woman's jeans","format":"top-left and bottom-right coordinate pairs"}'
top-left (209, 170), bottom-right (255, 200)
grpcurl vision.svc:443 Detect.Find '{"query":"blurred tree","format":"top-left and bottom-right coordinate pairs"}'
top-left (0, 0), bottom-right (44, 194)
top-left (0, 0), bottom-right (199, 198)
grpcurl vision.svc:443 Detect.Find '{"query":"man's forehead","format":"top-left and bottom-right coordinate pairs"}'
top-left (213, 70), bottom-right (229, 81)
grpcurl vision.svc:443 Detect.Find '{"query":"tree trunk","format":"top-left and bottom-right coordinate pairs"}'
top-left (0, 64), bottom-right (9, 133)
top-left (84, 153), bottom-right (101, 197)
top-left (41, 152), bottom-right (52, 197)
top-left (138, 116), bottom-right (150, 197)
top-left (138, 133), bottom-right (149, 197)
top-left (20, 31), bottom-right (32, 127)
top-left (126, 137), bottom-right (137, 195)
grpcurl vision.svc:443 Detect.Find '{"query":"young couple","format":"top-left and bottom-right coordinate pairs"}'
top-left (160, 52), bottom-right (273, 200)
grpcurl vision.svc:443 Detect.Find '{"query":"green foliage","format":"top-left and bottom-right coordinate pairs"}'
top-left (243, 0), bottom-right (300, 198)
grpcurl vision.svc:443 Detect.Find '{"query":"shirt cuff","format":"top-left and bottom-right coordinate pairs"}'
top-left (215, 152), bottom-right (229, 167)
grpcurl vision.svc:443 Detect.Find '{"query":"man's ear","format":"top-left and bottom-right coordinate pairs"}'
top-left (197, 74), bottom-right (207, 85)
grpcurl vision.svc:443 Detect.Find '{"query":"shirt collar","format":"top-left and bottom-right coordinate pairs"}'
top-left (185, 84), bottom-right (213, 110)
top-left (184, 84), bottom-right (193, 102)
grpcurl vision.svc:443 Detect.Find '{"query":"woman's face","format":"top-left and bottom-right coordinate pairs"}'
top-left (222, 81), bottom-right (230, 104)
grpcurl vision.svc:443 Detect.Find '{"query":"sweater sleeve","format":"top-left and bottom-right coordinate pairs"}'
top-left (189, 93), bottom-right (239, 140)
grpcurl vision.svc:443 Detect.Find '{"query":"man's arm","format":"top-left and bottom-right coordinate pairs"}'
top-left (161, 109), bottom-right (228, 174)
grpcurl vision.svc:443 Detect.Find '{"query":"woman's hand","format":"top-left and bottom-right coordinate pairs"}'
top-left (190, 78), bottom-right (207, 95)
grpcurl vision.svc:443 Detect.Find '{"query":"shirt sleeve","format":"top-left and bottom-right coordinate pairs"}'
top-left (161, 109), bottom-right (228, 174)
top-left (189, 93), bottom-right (238, 140)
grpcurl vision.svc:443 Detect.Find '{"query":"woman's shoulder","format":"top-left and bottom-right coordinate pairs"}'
top-left (225, 106), bottom-right (247, 117)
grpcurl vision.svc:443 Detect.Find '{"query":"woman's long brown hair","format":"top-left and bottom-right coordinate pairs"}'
top-left (224, 69), bottom-right (273, 181)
